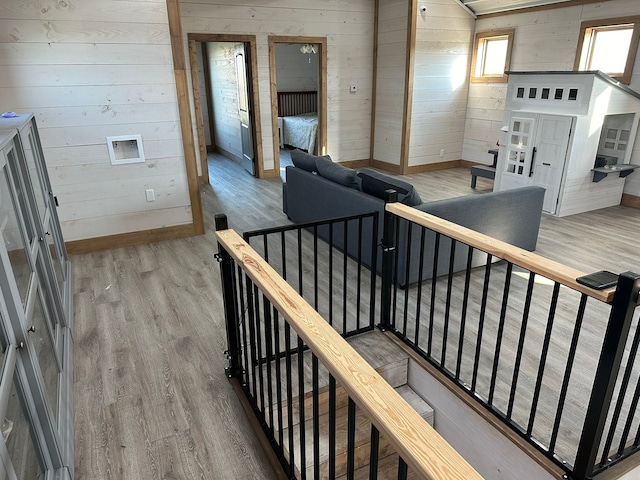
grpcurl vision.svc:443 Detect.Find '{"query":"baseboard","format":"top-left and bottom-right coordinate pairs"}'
top-left (66, 223), bottom-right (200, 255)
top-left (621, 193), bottom-right (640, 209)
top-left (262, 169), bottom-right (280, 179)
top-left (459, 160), bottom-right (483, 169)
top-left (206, 144), bottom-right (214, 153)
top-left (338, 158), bottom-right (370, 169)
top-left (215, 146), bottom-right (243, 164)
top-left (406, 160), bottom-right (464, 174)
top-left (370, 159), bottom-right (402, 174)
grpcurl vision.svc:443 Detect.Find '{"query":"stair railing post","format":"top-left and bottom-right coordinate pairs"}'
top-left (215, 214), bottom-right (243, 379)
top-left (572, 271), bottom-right (640, 479)
top-left (378, 190), bottom-right (398, 331)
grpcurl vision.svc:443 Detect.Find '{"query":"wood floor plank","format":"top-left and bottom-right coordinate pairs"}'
top-left (73, 152), bottom-right (640, 479)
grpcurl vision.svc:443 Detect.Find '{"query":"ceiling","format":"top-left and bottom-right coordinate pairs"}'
top-left (459, 0), bottom-right (577, 17)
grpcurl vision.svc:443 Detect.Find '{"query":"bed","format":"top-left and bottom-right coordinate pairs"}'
top-left (277, 91), bottom-right (318, 154)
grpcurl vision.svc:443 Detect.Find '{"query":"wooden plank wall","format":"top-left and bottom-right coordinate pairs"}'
top-left (372, 0), bottom-right (409, 168)
top-left (463, 0), bottom-right (640, 203)
top-left (207, 42), bottom-right (243, 163)
top-left (179, 0), bottom-right (375, 167)
top-left (408, 0), bottom-right (475, 167)
top-left (275, 44), bottom-right (319, 93)
top-left (0, 0), bottom-right (193, 242)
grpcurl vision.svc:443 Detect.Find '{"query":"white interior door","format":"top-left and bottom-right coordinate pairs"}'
top-left (501, 114), bottom-right (537, 191)
top-left (531, 115), bottom-right (573, 214)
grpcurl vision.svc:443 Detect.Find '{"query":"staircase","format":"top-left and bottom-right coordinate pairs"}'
top-left (269, 330), bottom-right (434, 479)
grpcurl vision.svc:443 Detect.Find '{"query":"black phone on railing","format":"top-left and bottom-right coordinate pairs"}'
top-left (576, 271), bottom-right (619, 290)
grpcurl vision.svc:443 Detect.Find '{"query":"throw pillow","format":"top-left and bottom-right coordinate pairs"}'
top-left (290, 149), bottom-right (331, 173)
top-left (316, 157), bottom-right (360, 189)
top-left (357, 168), bottom-right (422, 206)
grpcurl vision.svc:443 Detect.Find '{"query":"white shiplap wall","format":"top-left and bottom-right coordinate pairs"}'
top-left (0, 0), bottom-right (192, 242)
top-left (373, 0), bottom-right (410, 167)
top-left (180, 0), bottom-right (375, 166)
top-left (408, 0), bottom-right (475, 167)
top-left (207, 42), bottom-right (243, 161)
top-left (464, 0), bottom-right (640, 200)
top-left (276, 44), bottom-right (319, 93)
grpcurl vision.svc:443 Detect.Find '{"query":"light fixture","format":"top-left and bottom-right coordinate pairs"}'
top-left (300, 43), bottom-right (318, 63)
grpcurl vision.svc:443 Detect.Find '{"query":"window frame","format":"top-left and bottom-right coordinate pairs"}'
top-left (574, 16), bottom-right (640, 85)
top-left (470, 29), bottom-right (515, 84)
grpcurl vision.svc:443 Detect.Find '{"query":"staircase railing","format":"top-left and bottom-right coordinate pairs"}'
top-left (215, 213), bottom-right (483, 480)
top-left (381, 201), bottom-right (640, 479)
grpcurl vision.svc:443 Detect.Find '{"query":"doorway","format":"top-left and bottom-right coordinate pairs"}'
top-left (188, 34), bottom-right (263, 181)
top-left (269, 36), bottom-right (328, 175)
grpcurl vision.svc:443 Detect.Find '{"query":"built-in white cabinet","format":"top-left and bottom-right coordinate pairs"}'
top-left (495, 71), bottom-right (640, 216)
top-left (0, 113), bottom-right (73, 479)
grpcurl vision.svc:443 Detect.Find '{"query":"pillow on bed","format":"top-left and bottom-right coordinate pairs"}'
top-left (290, 149), bottom-right (330, 173)
top-left (357, 168), bottom-right (422, 206)
top-left (315, 157), bottom-right (360, 190)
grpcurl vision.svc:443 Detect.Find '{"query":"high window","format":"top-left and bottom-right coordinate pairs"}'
top-left (471, 29), bottom-right (515, 83)
top-left (574, 17), bottom-right (640, 84)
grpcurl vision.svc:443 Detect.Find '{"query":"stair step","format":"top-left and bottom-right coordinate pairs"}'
top-left (281, 384), bottom-right (434, 479)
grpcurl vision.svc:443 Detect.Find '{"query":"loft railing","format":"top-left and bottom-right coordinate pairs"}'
top-left (381, 201), bottom-right (640, 480)
top-left (216, 195), bottom-right (640, 480)
top-left (215, 213), bottom-right (483, 480)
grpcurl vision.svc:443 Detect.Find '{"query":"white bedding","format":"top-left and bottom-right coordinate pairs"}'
top-left (281, 112), bottom-right (318, 154)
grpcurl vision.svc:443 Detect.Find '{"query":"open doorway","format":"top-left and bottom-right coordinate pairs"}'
top-left (269, 36), bottom-right (327, 177)
top-left (188, 34), bottom-right (263, 181)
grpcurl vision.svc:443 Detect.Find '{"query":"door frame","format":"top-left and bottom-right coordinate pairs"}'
top-left (268, 36), bottom-right (328, 172)
top-left (187, 33), bottom-right (265, 179)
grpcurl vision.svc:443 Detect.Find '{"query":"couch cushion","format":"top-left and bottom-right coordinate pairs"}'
top-left (316, 157), bottom-right (360, 189)
top-left (290, 149), bottom-right (331, 173)
top-left (357, 168), bottom-right (422, 206)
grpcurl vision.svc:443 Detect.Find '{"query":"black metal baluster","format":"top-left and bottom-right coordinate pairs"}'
top-left (297, 335), bottom-right (307, 480)
top-left (549, 294), bottom-right (588, 454)
top-left (397, 457), bottom-right (408, 480)
top-left (507, 271), bottom-right (536, 419)
top-left (346, 398), bottom-right (356, 480)
top-left (263, 297), bottom-right (275, 436)
top-left (455, 247), bottom-right (474, 381)
top-left (441, 238), bottom-right (457, 368)
top-left (471, 255), bottom-right (493, 392)
top-left (427, 232), bottom-right (441, 357)
top-left (284, 321), bottom-right (296, 477)
top-left (272, 308), bottom-right (284, 453)
top-left (356, 218), bottom-right (363, 331)
top-left (329, 223), bottom-right (334, 326)
top-left (527, 282), bottom-right (560, 436)
top-left (237, 266), bottom-right (250, 389)
top-left (245, 276), bottom-right (258, 402)
top-left (281, 231), bottom-right (287, 281)
top-left (314, 225), bottom-right (319, 310)
top-left (369, 425), bottom-right (380, 480)
top-left (329, 375), bottom-right (337, 479)
top-left (414, 227), bottom-right (427, 347)
top-left (369, 212), bottom-right (379, 330)
top-left (298, 228), bottom-right (304, 296)
top-left (620, 366), bottom-right (640, 455)
top-left (312, 355), bottom-right (320, 479)
top-left (402, 223), bottom-right (413, 336)
top-left (254, 286), bottom-right (266, 414)
top-left (380, 192), bottom-right (397, 331)
top-left (488, 263), bottom-right (513, 405)
top-left (343, 219), bottom-right (349, 335)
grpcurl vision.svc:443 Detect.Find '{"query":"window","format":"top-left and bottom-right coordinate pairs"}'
top-left (574, 17), bottom-right (640, 84)
top-left (471, 29), bottom-right (514, 83)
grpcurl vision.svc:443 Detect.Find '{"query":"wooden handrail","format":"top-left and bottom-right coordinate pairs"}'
top-left (216, 228), bottom-right (484, 480)
top-left (386, 202), bottom-right (615, 303)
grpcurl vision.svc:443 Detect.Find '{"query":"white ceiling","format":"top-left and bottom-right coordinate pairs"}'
top-left (459, 0), bottom-right (575, 16)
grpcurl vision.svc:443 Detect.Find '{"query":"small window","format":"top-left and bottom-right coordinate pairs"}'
top-left (541, 88), bottom-right (550, 99)
top-left (574, 17), bottom-right (640, 84)
top-left (516, 87), bottom-right (525, 98)
top-left (471, 29), bottom-right (515, 83)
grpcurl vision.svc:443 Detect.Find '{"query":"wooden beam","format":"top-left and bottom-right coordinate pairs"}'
top-left (166, 0), bottom-right (204, 235)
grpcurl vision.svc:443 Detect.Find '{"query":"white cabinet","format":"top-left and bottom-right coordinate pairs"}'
top-left (0, 113), bottom-right (73, 479)
top-left (495, 71), bottom-right (640, 216)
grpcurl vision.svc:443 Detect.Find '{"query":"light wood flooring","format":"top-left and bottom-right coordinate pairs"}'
top-left (72, 153), bottom-right (640, 479)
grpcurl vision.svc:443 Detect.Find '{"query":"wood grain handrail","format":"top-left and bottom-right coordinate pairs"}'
top-left (385, 202), bottom-right (616, 303)
top-left (216, 228), bottom-right (484, 480)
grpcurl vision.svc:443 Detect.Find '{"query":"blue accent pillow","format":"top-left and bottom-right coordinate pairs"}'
top-left (357, 168), bottom-right (422, 206)
top-left (315, 157), bottom-right (360, 189)
top-left (290, 149), bottom-right (331, 173)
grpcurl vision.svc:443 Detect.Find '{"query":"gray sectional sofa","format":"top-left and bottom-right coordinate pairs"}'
top-left (282, 150), bottom-right (545, 286)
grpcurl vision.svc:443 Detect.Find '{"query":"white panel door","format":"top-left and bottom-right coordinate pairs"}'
top-left (531, 115), bottom-right (573, 214)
